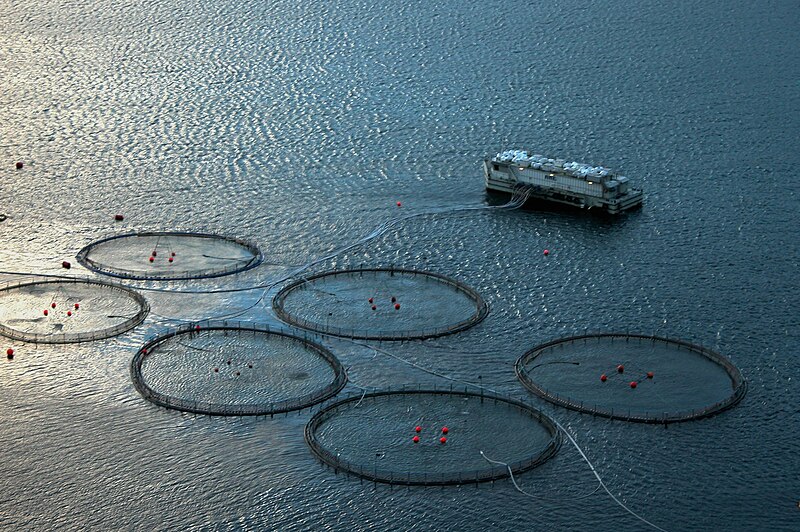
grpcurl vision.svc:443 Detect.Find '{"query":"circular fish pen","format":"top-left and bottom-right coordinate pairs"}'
top-left (131, 322), bottom-right (347, 416)
top-left (305, 387), bottom-right (561, 486)
top-left (0, 278), bottom-right (149, 343)
top-left (515, 333), bottom-right (747, 424)
top-left (273, 268), bottom-right (488, 340)
top-left (76, 231), bottom-right (262, 281)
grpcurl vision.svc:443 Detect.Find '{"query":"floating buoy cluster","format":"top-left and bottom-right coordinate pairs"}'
top-left (41, 298), bottom-right (82, 319)
top-left (212, 359), bottom-right (254, 377)
top-left (411, 425), bottom-right (450, 444)
top-left (368, 295), bottom-right (401, 311)
top-left (600, 364), bottom-right (654, 389)
top-left (147, 245), bottom-right (176, 265)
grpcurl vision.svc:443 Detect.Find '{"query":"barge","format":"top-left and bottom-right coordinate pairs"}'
top-left (484, 150), bottom-right (643, 214)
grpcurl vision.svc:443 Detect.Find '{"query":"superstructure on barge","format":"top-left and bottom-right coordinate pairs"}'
top-left (484, 150), bottom-right (643, 214)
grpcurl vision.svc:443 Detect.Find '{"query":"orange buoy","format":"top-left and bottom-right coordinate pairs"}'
top-left (61, 261), bottom-right (71, 269)
top-left (15, 162), bottom-right (24, 170)
top-left (647, 371), bottom-right (654, 379)
top-left (600, 374), bottom-right (607, 382)
top-left (543, 249), bottom-right (549, 256)
top-left (66, 311), bottom-right (72, 317)
top-left (630, 381), bottom-right (637, 389)
top-left (617, 364), bottom-right (624, 373)
top-left (440, 437), bottom-right (447, 444)
top-left (74, 303), bottom-right (79, 310)
top-left (51, 302), bottom-right (56, 309)
top-left (394, 303), bottom-right (400, 310)
top-left (441, 427), bottom-right (449, 434)
top-left (43, 309), bottom-right (48, 316)
top-left (412, 436), bottom-right (420, 443)
top-left (415, 426), bottom-right (421, 433)
top-left (114, 214), bottom-right (124, 221)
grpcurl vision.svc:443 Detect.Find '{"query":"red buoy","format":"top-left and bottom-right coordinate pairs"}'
top-left (440, 437), bottom-right (447, 444)
top-left (647, 371), bottom-right (654, 379)
top-left (630, 381), bottom-right (637, 389)
top-left (396, 201), bottom-right (402, 207)
top-left (43, 309), bottom-right (48, 316)
top-left (214, 368), bottom-right (219, 373)
top-left (61, 261), bottom-right (71, 269)
top-left (394, 303), bottom-right (400, 310)
top-left (600, 374), bottom-right (607, 382)
top-left (6, 348), bottom-right (13, 356)
top-left (371, 305), bottom-right (377, 311)
top-left (368, 297), bottom-right (374, 304)
top-left (412, 436), bottom-right (420, 443)
top-left (66, 311), bottom-right (72, 317)
top-left (617, 364), bottom-right (624, 373)
top-left (15, 161), bottom-right (24, 170)
top-left (168, 257), bottom-right (174, 263)
top-left (543, 249), bottom-right (550, 256)
top-left (114, 214), bottom-right (124, 221)
top-left (441, 427), bottom-right (449, 434)
top-left (148, 256), bottom-right (154, 262)
top-left (74, 303), bottom-right (80, 310)
top-left (195, 325), bottom-right (201, 331)
top-left (171, 252), bottom-right (176, 257)
top-left (151, 251), bottom-right (157, 257)
top-left (415, 426), bottom-right (422, 433)
top-left (51, 302), bottom-right (56, 309)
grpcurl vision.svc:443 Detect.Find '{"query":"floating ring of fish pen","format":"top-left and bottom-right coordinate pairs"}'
top-left (130, 322), bottom-right (347, 416)
top-left (273, 268), bottom-right (489, 340)
top-left (515, 333), bottom-right (747, 424)
top-left (304, 388), bottom-right (561, 486)
top-left (76, 231), bottom-right (262, 281)
top-left (0, 277), bottom-right (149, 343)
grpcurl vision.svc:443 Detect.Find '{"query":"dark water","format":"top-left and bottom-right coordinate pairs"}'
top-left (1, 0), bottom-right (798, 530)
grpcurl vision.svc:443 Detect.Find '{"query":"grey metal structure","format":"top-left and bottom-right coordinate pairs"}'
top-left (484, 150), bottom-right (644, 214)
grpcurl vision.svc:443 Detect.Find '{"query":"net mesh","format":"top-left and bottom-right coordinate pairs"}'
top-left (76, 231), bottom-right (262, 281)
top-left (0, 278), bottom-right (149, 343)
top-left (273, 268), bottom-right (488, 340)
top-left (305, 387), bottom-right (561, 485)
top-left (515, 333), bottom-right (747, 423)
top-left (131, 322), bottom-right (347, 416)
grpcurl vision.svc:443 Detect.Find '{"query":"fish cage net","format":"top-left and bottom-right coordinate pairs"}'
top-left (273, 268), bottom-right (488, 340)
top-left (305, 387), bottom-right (561, 486)
top-left (515, 333), bottom-right (747, 424)
top-left (0, 278), bottom-right (149, 343)
top-left (130, 322), bottom-right (347, 416)
top-left (76, 231), bottom-right (262, 281)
